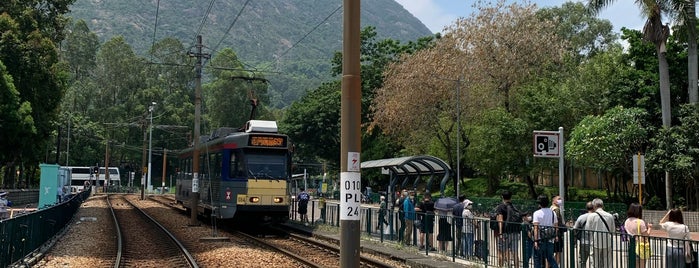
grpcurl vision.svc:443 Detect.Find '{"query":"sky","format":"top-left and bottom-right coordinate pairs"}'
top-left (394, 0), bottom-right (647, 34)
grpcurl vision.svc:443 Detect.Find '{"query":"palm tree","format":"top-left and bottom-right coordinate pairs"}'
top-left (668, 0), bottom-right (698, 104)
top-left (587, 0), bottom-right (674, 208)
top-left (685, 1), bottom-right (697, 104)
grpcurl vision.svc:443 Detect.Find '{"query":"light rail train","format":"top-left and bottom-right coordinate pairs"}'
top-left (175, 120), bottom-right (291, 224)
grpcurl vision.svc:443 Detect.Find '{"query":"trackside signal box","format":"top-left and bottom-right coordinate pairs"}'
top-left (38, 164), bottom-right (60, 208)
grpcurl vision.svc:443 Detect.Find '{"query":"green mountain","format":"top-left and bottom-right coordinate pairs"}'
top-left (67, 0), bottom-right (433, 107)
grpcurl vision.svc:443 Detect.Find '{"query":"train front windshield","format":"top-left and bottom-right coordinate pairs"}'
top-left (246, 151), bottom-right (288, 179)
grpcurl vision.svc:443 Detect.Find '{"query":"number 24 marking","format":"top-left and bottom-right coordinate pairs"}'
top-left (347, 206), bottom-right (359, 217)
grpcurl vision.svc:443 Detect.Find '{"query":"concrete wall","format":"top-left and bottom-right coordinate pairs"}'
top-left (645, 210), bottom-right (698, 232)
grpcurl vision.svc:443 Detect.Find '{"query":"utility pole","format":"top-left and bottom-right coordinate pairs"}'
top-left (104, 138), bottom-right (110, 188)
top-left (161, 148), bottom-right (167, 194)
top-left (66, 116), bottom-right (70, 166)
top-left (340, 1), bottom-right (361, 267)
top-left (188, 35), bottom-right (209, 226)
top-left (148, 102), bottom-right (156, 193)
top-left (141, 117), bottom-right (148, 200)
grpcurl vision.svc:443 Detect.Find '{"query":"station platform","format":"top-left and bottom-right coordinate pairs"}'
top-left (284, 221), bottom-right (472, 268)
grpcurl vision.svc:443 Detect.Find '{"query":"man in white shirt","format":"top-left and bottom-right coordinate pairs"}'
top-left (532, 195), bottom-right (558, 268)
top-left (585, 198), bottom-right (615, 268)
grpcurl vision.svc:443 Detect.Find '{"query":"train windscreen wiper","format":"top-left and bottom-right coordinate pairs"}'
top-left (248, 170), bottom-right (258, 181)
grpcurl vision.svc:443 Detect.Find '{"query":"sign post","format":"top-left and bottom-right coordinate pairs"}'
top-left (633, 152), bottom-right (645, 205)
top-left (534, 127), bottom-right (564, 218)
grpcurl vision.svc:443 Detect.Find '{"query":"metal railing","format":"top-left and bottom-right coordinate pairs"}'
top-left (0, 190), bottom-right (90, 267)
top-left (289, 200), bottom-right (698, 268)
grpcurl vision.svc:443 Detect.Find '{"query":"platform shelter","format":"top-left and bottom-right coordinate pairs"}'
top-left (361, 155), bottom-right (451, 208)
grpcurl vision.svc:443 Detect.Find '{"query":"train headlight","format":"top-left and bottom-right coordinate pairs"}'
top-left (249, 197), bottom-right (260, 203)
top-left (273, 197), bottom-right (284, 203)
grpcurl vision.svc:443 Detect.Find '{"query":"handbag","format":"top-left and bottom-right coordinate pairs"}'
top-left (635, 220), bottom-right (652, 259)
top-left (539, 226), bottom-right (557, 241)
top-left (538, 210), bottom-right (557, 241)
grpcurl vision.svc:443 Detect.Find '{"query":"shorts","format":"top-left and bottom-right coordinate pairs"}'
top-left (298, 205), bottom-right (308, 215)
top-left (497, 232), bottom-right (521, 252)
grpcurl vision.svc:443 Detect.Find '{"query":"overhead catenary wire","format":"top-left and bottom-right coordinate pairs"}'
top-left (259, 4), bottom-right (342, 72)
top-left (196, 0), bottom-right (217, 39)
top-left (150, 0), bottom-right (161, 62)
top-left (210, 0), bottom-right (251, 55)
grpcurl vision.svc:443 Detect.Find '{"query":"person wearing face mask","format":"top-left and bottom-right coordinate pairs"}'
top-left (550, 195), bottom-right (565, 265)
top-left (462, 199), bottom-right (477, 259)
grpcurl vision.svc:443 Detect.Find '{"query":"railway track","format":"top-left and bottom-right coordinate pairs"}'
top-left (146, 194), bottom-right (402, 267)
top-left (107, 194), bottom-right (198, 268)
top-left (240, 229), bottom-right (399, 268)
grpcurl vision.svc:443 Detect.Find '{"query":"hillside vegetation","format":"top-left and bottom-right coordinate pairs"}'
top-left (67, 0), bottom-right (433, 107)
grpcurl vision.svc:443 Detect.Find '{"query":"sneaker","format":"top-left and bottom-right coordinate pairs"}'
top-left (419, 245), bottom-right (425, 250)
top-left (430, 247), bottom-right (437, 251)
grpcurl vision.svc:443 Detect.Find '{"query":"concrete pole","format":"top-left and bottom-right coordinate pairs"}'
top-left (162, 148), bottom-right (167, 194)
top-left (189, 35), bottom-right (207, 226)
top-left (558, 127), bottom-right (565, 219)
top-left (456, 78), bottom-right (460, 199)
top-left (148, 103), bottom-right (154, 192)
top-left (340, 0), bottom-right (361, 267)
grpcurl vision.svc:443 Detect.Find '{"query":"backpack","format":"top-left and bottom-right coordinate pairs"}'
top-left (504, 203), bottom-right (523, 233)
top-left (573, 218), bottom-right (586, 241)
top-left (619, 224), bottom-right (629, 242)
top-left (489, 212), bottom-right (499, 231)
top-left (552, 207), bottom-right (567, 233)
top-left (298, 192), bottom-right (309, 203)
top-left (452, 203), bottom-right (464, 228)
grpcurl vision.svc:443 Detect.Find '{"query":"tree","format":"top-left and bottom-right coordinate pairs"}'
top-left (282, 27), bottom-right (435, 167)
top-left (281, 81), bottom-right (341, 163)
top-left (646, 104), bottom-right (699, 209)
top-left (664, 1), bottom-right (697, 104)
top-left (203, 48), bottom-right (270, 130)
top-left (63, 20), bottom-right (100, 80)
top-left (0, 0), bottom-right (74, 186)
top-left (588, 0), bottom-right (674, 208)
top-left (536, 2), bottom-right (617, 59)
top-left (464, 108), bottom-right (529, 194)
top-left (567, 106), bottom-right (649, 200)
top-left (372, 1), bottom-right (567, 193)
top-left (0, 61), bottom-right (35, 186)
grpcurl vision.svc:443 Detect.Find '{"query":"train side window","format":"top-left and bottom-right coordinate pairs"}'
top-left (229, 151), bottom-right (244, 178)
top-left (214, 153), bottom-right (222, 179)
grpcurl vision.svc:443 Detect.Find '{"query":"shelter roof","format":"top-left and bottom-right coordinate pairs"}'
top-left (361, 155), bottom-right (450, 176)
